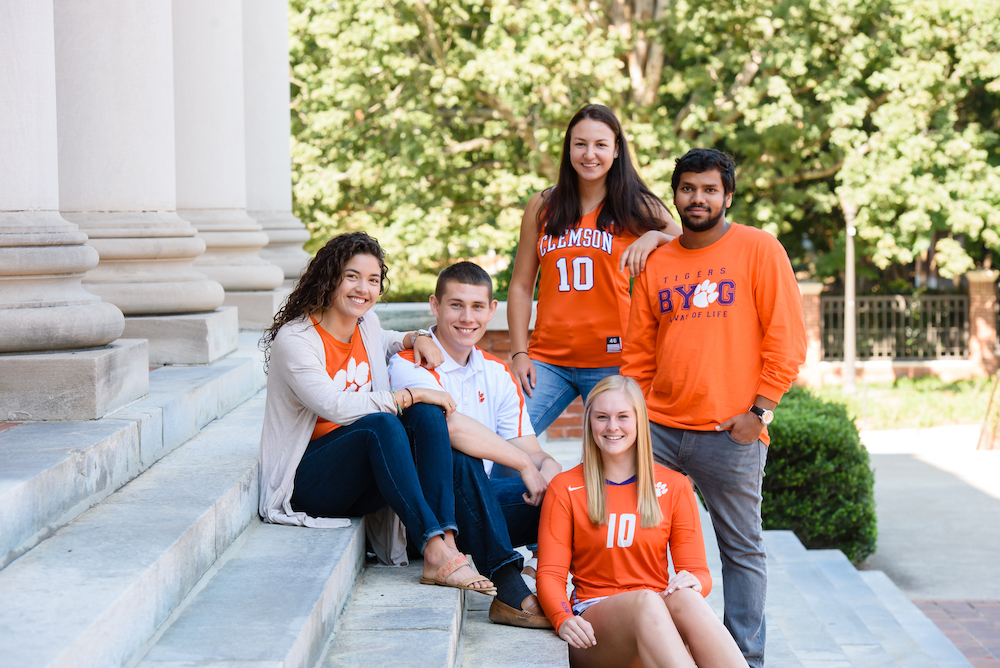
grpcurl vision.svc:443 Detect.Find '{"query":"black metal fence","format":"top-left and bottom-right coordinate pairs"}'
top-left (821, 294), bottom-right (969, 360)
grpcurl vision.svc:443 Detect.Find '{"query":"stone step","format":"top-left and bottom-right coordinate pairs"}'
top-left (0, 390), bottom-right (265, 668)
top-left (809, 550), bottom-right (939, 668)
top-left (319, 562), bottom-right (467, 668)
top-left (0, 333), bottom-right (264, 569)
top-left (859, 571), bottom-right (973, 668)
top-left (459, 591), bottom-right (569, 668)
top-left (701, 514), bottom-right (802, 665)
top-left (765, 531), bottom-right (899, 668)
top-left (138, 519), bottom-right (365, 668)
top-left (765, 552), bottom-right (855, 667)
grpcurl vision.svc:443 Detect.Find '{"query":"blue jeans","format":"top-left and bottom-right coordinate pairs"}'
top-left (649, 422), bottom-right (768, 668)
top-left (525, 360), bottom-right (620, 434)
top-left (452, 451), bottom-right (540, 579)
top-left (291, 405), bottom-right (457, 553)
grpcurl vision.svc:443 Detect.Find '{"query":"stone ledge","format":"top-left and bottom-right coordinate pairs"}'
top-left (223, 288), bottom-right (292, 332)
top-left (0, 338), bottom-right (148, 421)
top-left (123, 307), bottom-right (238, 365)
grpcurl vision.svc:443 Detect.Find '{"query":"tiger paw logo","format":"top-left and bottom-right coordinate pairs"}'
top-left (478, 391), bottom-right (485, 403)
top-left (692, 280), bottom-right (719, 308)
top-left (655, 482), bottom-right (669, 497)
top-left (333, 357), bottom-right (371, 393)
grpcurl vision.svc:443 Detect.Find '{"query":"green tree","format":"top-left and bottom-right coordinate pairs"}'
top-left (289, 0), bottom-right (1000, 297)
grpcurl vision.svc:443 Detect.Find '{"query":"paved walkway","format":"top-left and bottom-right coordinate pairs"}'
top-left (860, 425), bottom-right (1000, 666)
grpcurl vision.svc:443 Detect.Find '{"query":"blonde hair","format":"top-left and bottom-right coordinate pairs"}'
top-left (582, 375), bottom-right (663, 529)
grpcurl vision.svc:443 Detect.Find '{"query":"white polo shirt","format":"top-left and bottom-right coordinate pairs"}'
top-left (388, 330), bottom-right (534, 476)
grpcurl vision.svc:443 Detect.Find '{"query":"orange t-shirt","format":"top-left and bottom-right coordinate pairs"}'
top-left (310, 318), bottom-right (372, 440)
top-left (536, 464), bottom-right (711, 633)
top-left (620, 224), bottom-right (807, 445)
top-left (528, 206), bottom-right (638, 368)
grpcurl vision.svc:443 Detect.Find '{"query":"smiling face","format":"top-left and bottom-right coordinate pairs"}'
top-left (588, 389), bottom-right (638, 462)
top-left (429, 280), bottom-right (497, 365)
top-left (329, 253), bottom-right (382, 324)
top-left (569, 118), bottom-right (618, 185)
top-left (673, 168), bottom-right (733, 233)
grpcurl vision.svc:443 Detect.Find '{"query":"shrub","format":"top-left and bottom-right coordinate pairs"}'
top-left (763, 387), bottom-right (877, 563)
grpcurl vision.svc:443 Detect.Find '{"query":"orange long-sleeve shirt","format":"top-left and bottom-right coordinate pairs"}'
top-left (536, 464), bottom-right (711, 633)
top-left (620, 224), bottom-right (806, 444)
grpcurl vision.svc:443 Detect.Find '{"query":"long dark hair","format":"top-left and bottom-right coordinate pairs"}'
top-left (540, 104), bottom-right (666, 239)
top-left (261, 232), bottom-right (389, 370)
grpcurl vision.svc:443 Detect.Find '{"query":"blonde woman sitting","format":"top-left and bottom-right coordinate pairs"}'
top-left (536, 375), bottom-right (747, 668)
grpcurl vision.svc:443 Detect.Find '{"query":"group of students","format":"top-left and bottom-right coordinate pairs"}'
top-left (258, 104), bottom-right (807, 668)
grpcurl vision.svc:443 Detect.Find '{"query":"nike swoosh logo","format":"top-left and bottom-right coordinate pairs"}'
top-left (568, 485), bottom-right (586, 492)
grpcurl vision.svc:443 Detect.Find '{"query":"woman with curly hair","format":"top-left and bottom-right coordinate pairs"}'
top-left (259, 231), bottom-right (495, 594)
top-left (536, 375), bottom-right (747, 667)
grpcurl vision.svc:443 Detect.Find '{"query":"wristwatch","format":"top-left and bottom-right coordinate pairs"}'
top-left (748, 405), bottom-right (774, 426)
top-left (414, 328), bottom-right (433, 339)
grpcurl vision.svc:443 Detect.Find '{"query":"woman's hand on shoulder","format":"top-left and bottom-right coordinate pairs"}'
top-left (619, 231), bottom-right (664, 277)
top-left (412, 334), bottom-right (443, 369)
top-left (619, 199), bottom-right (682, 277)
top-left (663, 569), bottom-right (702, 595)
top-left (558, 615), bottom-right (598, 649)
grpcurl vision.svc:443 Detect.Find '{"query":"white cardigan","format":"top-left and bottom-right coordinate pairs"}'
top-left (258, 311), bottom-right (408, 563)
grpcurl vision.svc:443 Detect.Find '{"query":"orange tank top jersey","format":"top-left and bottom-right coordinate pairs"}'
top-left (535, 463), bottom-right (711, 632)
top-left (529, 205), bottom-right (638, 368)
top-left (310, 317), bottom-right (372, 440)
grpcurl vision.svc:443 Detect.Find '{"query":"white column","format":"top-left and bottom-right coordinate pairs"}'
top-left (0, 1), bottom-right (146, 421)
top-left (172, 0), bottom-right (286, 329)
top-left (52, 0), bottom-right (236, 364)
top-left (243, 0), bottom-right (310, 282)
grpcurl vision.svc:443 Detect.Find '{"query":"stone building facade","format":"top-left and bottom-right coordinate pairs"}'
top-left (1, 0), bottom-right (308, 420)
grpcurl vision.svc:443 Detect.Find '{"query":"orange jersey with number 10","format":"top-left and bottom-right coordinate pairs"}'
top-left (528, 205), bottom-right (638, 368)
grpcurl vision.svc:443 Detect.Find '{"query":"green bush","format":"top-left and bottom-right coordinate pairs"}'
top-left (763, 387), bottom-right (877, 563)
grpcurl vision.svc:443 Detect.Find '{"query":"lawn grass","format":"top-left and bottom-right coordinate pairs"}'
top-left (810, 375), bottom-right (995, 431)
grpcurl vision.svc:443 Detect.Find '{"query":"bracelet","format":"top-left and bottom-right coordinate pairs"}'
top-left (512, 351), bottom-right (529, 360)
top-left (406, 388), bottom-right (414, 408)
top-left (395, 392), bottom-right (403, 416)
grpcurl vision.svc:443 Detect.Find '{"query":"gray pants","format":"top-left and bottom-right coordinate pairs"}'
top-left (650, 422), bottom-right (767, 668)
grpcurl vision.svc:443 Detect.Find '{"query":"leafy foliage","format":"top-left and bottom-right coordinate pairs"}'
top-left (289, 0), bottom-right (1000, 298)
top-left (763, 387), bottom-right (878, 563)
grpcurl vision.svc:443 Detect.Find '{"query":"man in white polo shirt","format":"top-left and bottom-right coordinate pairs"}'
top-left (389, 261), bottom-right (560, 629)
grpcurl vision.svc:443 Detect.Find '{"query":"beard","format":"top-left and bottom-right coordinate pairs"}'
top-left (679, 206), bottom-right (725, 232)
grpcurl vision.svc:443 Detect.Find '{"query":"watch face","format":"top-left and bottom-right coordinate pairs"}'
top-left (761, 410), bottom-right (774, 425)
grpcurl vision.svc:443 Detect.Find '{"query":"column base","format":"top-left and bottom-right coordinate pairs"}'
top-left (122, 307), bottom-right (238, 365)
top-left (223, 288), bottom-right (292, 331)
top-left (0, 339), bottom-right (148, 421)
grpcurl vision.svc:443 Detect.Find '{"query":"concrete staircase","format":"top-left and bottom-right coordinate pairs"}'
top-left (0, 345), bottom-right (974, 667)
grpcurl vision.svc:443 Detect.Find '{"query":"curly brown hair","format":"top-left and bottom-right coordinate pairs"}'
top-left (261, 232), bottom-right (389, 370)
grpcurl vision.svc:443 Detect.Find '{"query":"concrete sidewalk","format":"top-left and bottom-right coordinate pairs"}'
top-left (859, 424), bottom-right (1000, 601)
top-left (859, 424), bottom-right (1000, 665)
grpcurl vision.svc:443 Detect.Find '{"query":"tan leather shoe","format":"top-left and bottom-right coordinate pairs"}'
top-left (488, 598), bottom-right (554, 629)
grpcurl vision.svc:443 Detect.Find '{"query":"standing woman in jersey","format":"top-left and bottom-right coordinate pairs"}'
top-left (536, 375), bottom-right (747, 668)
top-left (506, 104), bottom-right (682, 434)
top-left (259, 232), bottom-right (495, 594)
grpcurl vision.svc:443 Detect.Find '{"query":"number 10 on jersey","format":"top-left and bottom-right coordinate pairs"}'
top-left (606, 513), bottom-right (636, 548)
top-left (555, 256), bottom-right (595, 292)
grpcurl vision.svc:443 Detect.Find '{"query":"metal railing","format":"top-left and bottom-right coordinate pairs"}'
top-left (821, 294), bottom-right (968, 360)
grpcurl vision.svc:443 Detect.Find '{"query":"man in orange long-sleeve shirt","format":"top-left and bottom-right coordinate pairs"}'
top-left (621, 149), bottom-right (806, 668)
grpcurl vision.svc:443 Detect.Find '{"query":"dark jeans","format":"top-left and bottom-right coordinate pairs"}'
top-left (291, 405), bottom-right (457, 552)
top-left (452, 450), bottom-right (540, 579)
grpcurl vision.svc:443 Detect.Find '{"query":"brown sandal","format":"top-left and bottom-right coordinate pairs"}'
top-left (419, 554), bottom-right (497, 596)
